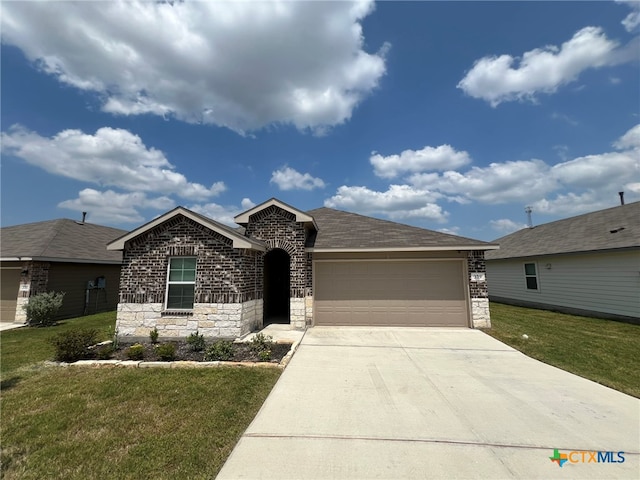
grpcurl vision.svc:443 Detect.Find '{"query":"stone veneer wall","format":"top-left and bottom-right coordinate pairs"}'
top-left (467, 250), bottom-right (490, 328)
top-left (116, 215), bottom-right (263, 339)
top-left (244, 205), bottom-right (312, 327)
top-left (15, 261), bottom-right (50, 323)
top-left (116, 300), bottom-right (262, 340)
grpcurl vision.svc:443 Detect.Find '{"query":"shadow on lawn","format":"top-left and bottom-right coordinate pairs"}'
top-left (0, 376), bottom-right (22, 391)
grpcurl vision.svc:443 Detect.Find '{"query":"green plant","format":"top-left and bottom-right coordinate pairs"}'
top-left (107, 325), bottom-right (119, 350)
top-left (24, 291), bottom-right (66, 327)
top-left (186, 330), bottom-right (206, 352)
top-left (96, 343), bottom-right (115, 360)
top-left (257, 349), bottom-right (271, 362)
top-left (49, 328), bottom-right (99, 362)
top-left (249, 333), bottom-right (274, 355)
top-left (149, 327), bottom-right (159, 344)
top-left (156, 343), bottom-right (176, 361)
top-left (204, 340), bottom-right (234, 361)
top-left (126, 343), bottom-right (145, 361)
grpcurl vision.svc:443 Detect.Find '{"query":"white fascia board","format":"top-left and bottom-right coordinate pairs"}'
top-left (307, 245), bottom-right (500, 253)
top-left (1, 256), bottom-right (121, 264)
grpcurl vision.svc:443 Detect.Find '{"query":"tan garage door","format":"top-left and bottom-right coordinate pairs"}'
top-left (315, 260), bottom-right (469, 327)
top-left (1, 267), bottom-right (22, 322)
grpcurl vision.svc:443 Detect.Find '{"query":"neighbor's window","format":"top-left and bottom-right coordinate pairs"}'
top-left (524, 262), bottom-right (538, 290)
top-left (166, 257), bottom-right (196, 309)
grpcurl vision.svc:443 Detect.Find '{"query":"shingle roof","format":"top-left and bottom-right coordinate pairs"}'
top-left (1, 219), bottom-right (127, 263)
top-left (307, 207), bottom-right (497, 250)
top-left (485, 201), bottom-right (640, 260)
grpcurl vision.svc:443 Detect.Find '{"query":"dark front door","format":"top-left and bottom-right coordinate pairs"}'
top-left (263, 249), bottom-right (290, 324)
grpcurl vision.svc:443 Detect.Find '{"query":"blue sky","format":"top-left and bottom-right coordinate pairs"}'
top-left (1, 1), bottom-right (639, 241)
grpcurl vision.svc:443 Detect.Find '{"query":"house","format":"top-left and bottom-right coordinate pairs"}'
top-left (0, 218), bottom-right (127, 323)
top-left (485, 201), bottom-right (640, 322)
top-left (107, 198), bottom-right (498, 340)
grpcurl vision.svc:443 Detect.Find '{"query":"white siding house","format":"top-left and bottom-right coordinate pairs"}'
top-left (486, 202), bottom-right (640, 322)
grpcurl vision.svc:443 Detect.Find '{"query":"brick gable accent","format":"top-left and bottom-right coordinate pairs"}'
top-left (244, 205), bottom-right (312, 298)
top-left (119, 214), bottom-right (261, 305)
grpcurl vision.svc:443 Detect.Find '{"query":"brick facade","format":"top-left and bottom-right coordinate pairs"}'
top-left (467, 250), bottom-right (490, 328)
top-left (244, 205), bottom-right (312, 298)
top-left (119, 215), bottom-right (261, 304)
top-left (114, 206), bottom-right (492, 338)
top-left (115, 215), bottom-right (264, 339)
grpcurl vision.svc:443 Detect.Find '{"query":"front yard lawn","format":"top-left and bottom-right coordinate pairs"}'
top-left (0, 313), bottom-right (281, 479)
top-left (486, 302), bottom-right (640, 398)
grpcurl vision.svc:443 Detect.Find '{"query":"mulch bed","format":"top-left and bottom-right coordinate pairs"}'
top-left (93, 341), bottom-right (292, 363)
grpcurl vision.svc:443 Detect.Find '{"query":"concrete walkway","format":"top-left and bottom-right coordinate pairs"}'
top-left (217, 327), bottom-right (639, 479)
top-left (0, 322), bottom-right (26, 332)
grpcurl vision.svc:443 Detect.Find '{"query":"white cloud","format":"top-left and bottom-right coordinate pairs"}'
top-left (613, 123), bottom-right (640, 149)
top-left (324, 185), bottom-right (447, 222)
top-left (437, 226), bottom-right (461, 235)
top-left (336, 124), bottom-right (640, 223)
top-left (551, 152), bottom-right (638, 189)
top-left (188, 199), bottom-right (256, 227)
top-left (617, 0), bottom-right (640, 32)
top-left (58, 189), bottom-right (175, 225)
top-left (270, 167), bottom-right (326, 191)
top-left (1, 125), bottom-right (225, 201)
top-left (490, 219), bottom-right (528, 234)
top-left (1, 1), bottom-right (387, 134)
top-left (458, 27), bottom-right (621, 106)
top-left (409, 160), bottom-right (556, 204)
top-left (370, 144), bottom-right (471, 179)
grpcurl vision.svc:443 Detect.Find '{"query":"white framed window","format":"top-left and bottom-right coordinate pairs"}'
top-left (524, 262), bottom-right (538, 290)
top-left (166, 257), bottom-right (196, 310)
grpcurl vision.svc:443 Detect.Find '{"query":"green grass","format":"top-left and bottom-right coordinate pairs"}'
top-left (485, 302), bottom-right (640, 398)
top-left (1, 368), bottom-right (280, 479)
top-left (1, 311), bottom-right (115, 377)
top-left (0, 313), bottom-right (281, 479)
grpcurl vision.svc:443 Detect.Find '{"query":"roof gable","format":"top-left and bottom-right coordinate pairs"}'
top-left (107, 207), bottom-right (265, 251)
top-left (307, 207), bottom-right (497, 251)
top-left (486, 201), bottom-right (640, 260)
top-left (235, 198), bottom-right (317, 229)
top-left (1, 219), bottom-right (126, 263)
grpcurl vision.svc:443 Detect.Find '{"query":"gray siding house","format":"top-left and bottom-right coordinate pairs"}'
top-left (485, 202), bottom-right (640, 322)
top-left (1, 219), bottom-right (127, 323)
top-left (107, 198), bottom-right (498, 340)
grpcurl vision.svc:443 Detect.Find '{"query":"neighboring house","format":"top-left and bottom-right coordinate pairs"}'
top-left (0, 218), bottom-right (127, 323)
top-left (107, 198), bottom-right (498, 340)
top-left (485, 201), bottom-right (640, 322)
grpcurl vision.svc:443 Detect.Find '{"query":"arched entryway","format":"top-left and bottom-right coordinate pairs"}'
top-left (263, 249), bottom-right (290, 324)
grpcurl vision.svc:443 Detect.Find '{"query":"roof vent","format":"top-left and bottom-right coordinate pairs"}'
top-left (75, 212), bottom-right (87, 225)
top-left (619, 191), bottom-right (625, 206)
top-left (525, 206), bottom-right (533, 228)
top-left (610, 226), bottom-right (625, 234)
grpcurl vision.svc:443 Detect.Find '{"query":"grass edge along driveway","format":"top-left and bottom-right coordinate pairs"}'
top-left (485, 302), bottom-right (640, 398)
top-left (0, 312), bottom-right (281, 480)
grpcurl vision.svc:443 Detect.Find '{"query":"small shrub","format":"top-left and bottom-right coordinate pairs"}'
top-left (186, 331), bottom-right (206, 352)
top-left (249, 333), bottom-right (274, 354)
top-left (49, 328), bottom-right (99, 362)
top-left (257, 349), bottom-right (272, 362)
top-left (149, 327), bottom-right (159, 344)
top-left (24, 291), bottom-right (66, 327)
top-left (126, 343), bottom-right (145, 361)
top-left (96, 344), bottom-right (115, 360)
top-left (204, 340), bottom-right (234, 361)
top-left (156, 343), bottom-right (176, 361)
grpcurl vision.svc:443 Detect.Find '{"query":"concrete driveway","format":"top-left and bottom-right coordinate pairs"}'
top-left (217, 327), bottom-right (639, 479)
